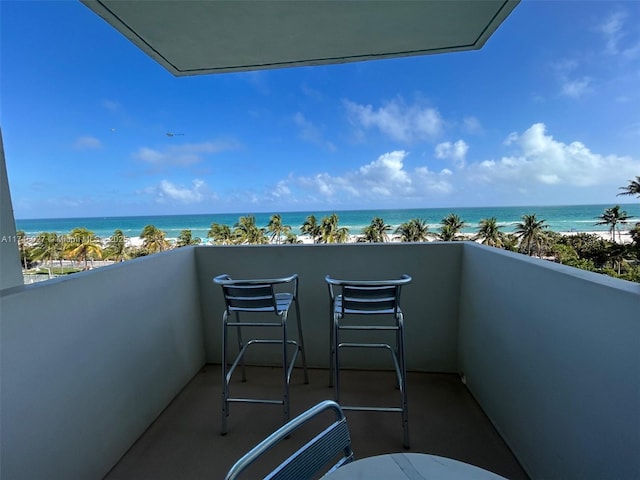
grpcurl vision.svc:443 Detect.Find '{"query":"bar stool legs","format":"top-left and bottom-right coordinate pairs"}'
top-left (326, 274), bottom-right (412, 449)
top-left (215, 274), bottom-right (308, 435)
top-left (332, 311), bottom-right (410, 449)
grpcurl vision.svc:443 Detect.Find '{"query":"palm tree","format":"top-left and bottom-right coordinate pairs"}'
top-left (514, 214), bottom-right (548, 256)
top-left (32, 232), bottom-right (61, 267)
top-left (618, 176), bottom-right (640, 198)
top-left (207, 223), bottom-right (234, 245)
top-left (233, 215), bottom-right (267, 244)
top-left (103, 229), bottom-right (127, 262)
top-left (502, 233), bottom-right (520, 252)
top-left (319, 213), bottom-right (350, 243)
top-left (595, 205), bottom-right (629, 243)
top-left (66, 227), bottom-right (103, 269)
top-left (283, 231), bottom-right (302, 244)
top-left (334, 227), bottom-right (350, 243)
top-left (630, 222), bottom-right (640, 245)
top-left (300, 215), bottom-right (322, 243)
top-left (474, 217), bottom-right (504, 247)
top-left (395, 218), bottom-right (430, 242)
top-left (438, 213), bottom-right (466, 241)
top-left (140, 225), bottom-right (169, 253)
top-left (606, 243), bottom-right (629, 276)
top-left (266, 214), bottom-right (291, 244)
top-left (176, 229), bottom-right (202, 247)
top-left (361, 217), bottom-right (391, 243)
top-left (16, 230), bottom-right (29, 269)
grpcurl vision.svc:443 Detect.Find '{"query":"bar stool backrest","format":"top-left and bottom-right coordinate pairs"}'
top-left (326, 274), bottom-right (412, 316)
top-left (214, 274), bottom-right (298, 316)
top-left (342, 284), bottom-right (400, 315)
top-left (223, 284), bottom-right (277, 313)
top-left (224, 400), bottom-right (354, 480)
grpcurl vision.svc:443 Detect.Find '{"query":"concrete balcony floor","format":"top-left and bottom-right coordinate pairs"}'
top-left (105, 365), bottom-right (529, 480)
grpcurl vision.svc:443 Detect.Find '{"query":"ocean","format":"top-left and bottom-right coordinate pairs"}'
top-left (14, 204), bottom-right (640, 241)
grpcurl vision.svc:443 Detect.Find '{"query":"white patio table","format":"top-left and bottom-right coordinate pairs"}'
top-left (322, 452), bottom-right (508, 480)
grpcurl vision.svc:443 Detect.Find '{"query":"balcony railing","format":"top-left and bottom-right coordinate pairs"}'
top-left (1, 242), bottom-right (638, 479)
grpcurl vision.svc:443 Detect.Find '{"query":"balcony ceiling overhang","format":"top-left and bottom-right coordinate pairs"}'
top-left (81, 0), bottom-right (519, 77)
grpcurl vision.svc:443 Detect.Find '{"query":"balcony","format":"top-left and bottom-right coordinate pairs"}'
top-left (104, 366), bottom-right (526, 480)
top-left (1, 242), bottom-right (638, 479)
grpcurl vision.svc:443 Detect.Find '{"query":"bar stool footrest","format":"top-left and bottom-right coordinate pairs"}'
top-left (227, 398), bottom-right (284, 405)
top-left (342, 405), bottom-right (403, 413)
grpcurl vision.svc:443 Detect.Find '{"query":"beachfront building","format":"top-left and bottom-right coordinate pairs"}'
top-left (1, 2), bottom-right (639, 480)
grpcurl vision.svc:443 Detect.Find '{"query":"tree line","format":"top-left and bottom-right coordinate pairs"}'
top-left (18, 176), bottom-right (640, 282)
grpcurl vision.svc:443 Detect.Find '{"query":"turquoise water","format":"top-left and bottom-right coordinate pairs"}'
top-left (15, 204), bottom-right (640, 240)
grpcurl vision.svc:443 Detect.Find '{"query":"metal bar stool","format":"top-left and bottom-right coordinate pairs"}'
top-left (325, 274), bottom-right (412, 449)
top-left (214, 273), bottom-right (309, 435)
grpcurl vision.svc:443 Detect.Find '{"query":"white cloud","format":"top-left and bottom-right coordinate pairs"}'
top-left (358, 151), bottom-right (411, 195)
top-left (435, 140), bottom-right (469, 168)
top-left (133, 141), bottom-right (239, 167)
top-left (300, 84), bottom-right (323, 101)
top-left (561, 77), bottom-right (592, 98)
top-left (270, 180), bottom-right (291, 199)
top-left (145, 179), bottom-right (211, 204)
top-left (553, 59), bottom-right (593, 99)
top-left (469, 123), bottom-right (639, 187)
top-left (549, 10), bottom-right (639, 102)
top-left (344, 98), bottom-right (444, 143)
top-left (503, 132), bottom-right (519, 146)
top-left (293, 113), bottom-right (336, 151)
top-left (55, 197), bottom-right (85, 208)
top-left (73, 136), bottom-right (102, 150)
top-left (295, 150), bottom-right (452, 201)
top-left (135, 147), bottom-right (166, 164)
top-left (462, 116), bottom-right (483, 134)
top-left (598, 10), bottom-right (627, 55)
top-left (598, 9), bottom-right (640, 59)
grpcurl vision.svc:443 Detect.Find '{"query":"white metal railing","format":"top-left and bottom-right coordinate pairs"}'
top-left (23, 274), bottom-right (60, 284)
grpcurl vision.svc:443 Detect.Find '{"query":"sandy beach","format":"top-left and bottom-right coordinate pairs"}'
top-left (22, 228), bottom-right (634, 281)
top-left (122, 229), bottom-right (634, 248)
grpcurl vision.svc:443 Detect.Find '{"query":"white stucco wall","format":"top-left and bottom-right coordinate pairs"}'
top-left (0, 127), bottom-right (23, 289)
top-left (0, 247), bottom-right (206, 479)
top-left (458, 243), bottom-right (640, 480)
top-left (195, 242), bottom-right (464, 372)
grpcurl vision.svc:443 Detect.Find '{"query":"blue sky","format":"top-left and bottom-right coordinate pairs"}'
top-left (2, 1), bottom-right (639, 219)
